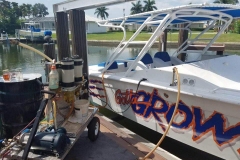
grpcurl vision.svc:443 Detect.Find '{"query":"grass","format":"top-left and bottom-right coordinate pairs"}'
top-left (51, 31), bottom-right (240, 43)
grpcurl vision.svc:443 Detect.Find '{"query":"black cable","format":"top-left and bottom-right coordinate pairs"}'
top-left (89, 78), bottom-right (147, 114)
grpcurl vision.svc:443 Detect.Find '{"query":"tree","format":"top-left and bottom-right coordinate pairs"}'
top-left (213, 0), bottom-right (239, 33)
top-left (0, 0), bottom-right (21, 34)
top-left (0, 0), bottom-right (11, 20)
top-left (32, 3), bottom-right (49, 17)
top-left (19, 4), bottom-right (28, 18)
top-left (130, 1), bottom-right (143, 15)
top-left (32, 5), bottom-right (38, 17)
top-left (143, 0), bottom-right (157, 12)
top-left (213, 0), bottom-right (238, 4)
top-left (94, 7), bottom-right (109, 20)
top-left (25, 4), bottom-right (32, 18)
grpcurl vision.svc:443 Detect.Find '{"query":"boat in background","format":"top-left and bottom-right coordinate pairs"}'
top-left (16, 21), bottom-right (52, 42)
top-left (89, 3), bottom-right (240, 160)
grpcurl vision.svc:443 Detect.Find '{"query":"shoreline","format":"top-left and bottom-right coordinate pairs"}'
top-left (87, 40), bottom-right (240, 50)
top-left (4, 38), bottom-right (240, 50)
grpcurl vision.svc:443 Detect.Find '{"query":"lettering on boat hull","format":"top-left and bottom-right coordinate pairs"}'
top-left (89, 79), bottom-right (240, 157)
top-left (115, 89), bottom-right (240, 152)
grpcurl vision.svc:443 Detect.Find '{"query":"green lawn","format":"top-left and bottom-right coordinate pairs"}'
top-left (52, 31), bottom-right (240, 43)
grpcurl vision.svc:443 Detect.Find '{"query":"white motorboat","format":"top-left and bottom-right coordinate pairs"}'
top-left (16, 21), bottom-right (52, 42)
top-left (89, 3), bottom-right (240, 160)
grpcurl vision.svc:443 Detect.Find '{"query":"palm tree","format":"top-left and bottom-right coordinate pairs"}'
top-left (130, 1), bottom-right (143, 15)
top-left (143, 0), bottom-right (157, 12)
top-left (94, 7), bottom-right (109, 20)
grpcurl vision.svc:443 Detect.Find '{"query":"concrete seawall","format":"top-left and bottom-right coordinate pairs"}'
top-left (9, 38), bottom-right (240, 50)
top-left (87, 40), bottom-right (240, 50)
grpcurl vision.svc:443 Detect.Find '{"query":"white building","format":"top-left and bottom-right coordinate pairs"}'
top-left (85, 15), bottom-right (107, 33)
top-left (23, 15), bottom-right (107, 34)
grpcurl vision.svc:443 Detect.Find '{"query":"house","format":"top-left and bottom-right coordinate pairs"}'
top-left (112, 21), bottom-right (207, 32)
top-left (22, 17), bottom-right (55, 31)
top-left (23, 15), bottom-right (107, 33)
top-left (189, 22), bottom-right (207, 29)
top-left (85, 15), bottom-right (107, 33)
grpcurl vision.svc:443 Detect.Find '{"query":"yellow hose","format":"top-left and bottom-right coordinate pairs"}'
top-left (52, 100), bottom-right (58, 129)
top-left (65, 101), bottom-right (75, 119)
top-left (10, 39), bottom-right (53, 62)
top-left (141, 67), bottom-right (181, 160)
top-left (96, 71), bottom-right (108, 109)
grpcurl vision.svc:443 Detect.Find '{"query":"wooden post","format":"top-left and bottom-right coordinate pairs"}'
top-left (158, 30), bottom-right (168, 52)
top-left (178, 24), bottom-right (188, 62)
top-left (69, 10), bottom-right (81, 57)
top-left (43, 43), bottom-right (55, 60)
top-left (69, 10), bottom-right (88, 76)
top-left (69, 10), bottom-right (89, 99)
top-left (163, 30), bottom-right (167, 52)
top-left (55, 12), bottom-right (71, 61)
top-left (158, 36), bottom-right (162, 52)
top-left (216, 51), bottom-right (223, 55)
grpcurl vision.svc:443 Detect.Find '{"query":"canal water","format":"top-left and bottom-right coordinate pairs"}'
top-left (0, 43), bottom-right (236, 160)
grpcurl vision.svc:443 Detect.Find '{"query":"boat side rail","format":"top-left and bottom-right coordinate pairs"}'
top-left (97, 20), bottom-right (126, 65)
top-left (168, 26), bottom-right (192, 56)
top-left (173, 8), bottom-right (232, 57)
top-left (125, 14), bottom-right (174, 77)
top-left (173, 20), bottom-right (220, 56)
top-left (172, 20), bottom-right (217, 56)
top-left (98, 15), bottom-right (159, 73)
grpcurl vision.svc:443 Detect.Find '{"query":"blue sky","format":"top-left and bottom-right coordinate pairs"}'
top-left (8, 0), bottom-right (213, 18)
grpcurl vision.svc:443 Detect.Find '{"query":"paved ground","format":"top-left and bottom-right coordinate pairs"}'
top-left (65, 131), bottom-right (137, 160)
top-left (64, 114), bottom-right (180, 160)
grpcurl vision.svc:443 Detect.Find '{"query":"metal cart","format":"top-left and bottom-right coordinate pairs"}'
top-left (1, 90), bottom-right (100, 160)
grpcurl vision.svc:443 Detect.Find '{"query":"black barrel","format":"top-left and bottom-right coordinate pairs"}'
top-left (0, 73), bottom-right (43, 138)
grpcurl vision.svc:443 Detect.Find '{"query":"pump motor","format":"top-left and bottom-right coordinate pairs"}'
top-left (19, 131), bottom-right (69, 156)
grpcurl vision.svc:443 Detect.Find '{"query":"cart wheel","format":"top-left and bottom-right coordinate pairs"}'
top-left (88, 117), bottom-right (100, 142)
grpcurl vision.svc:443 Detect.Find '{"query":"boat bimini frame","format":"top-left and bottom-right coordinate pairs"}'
top-left (96, 3), bottom-right (238, 77)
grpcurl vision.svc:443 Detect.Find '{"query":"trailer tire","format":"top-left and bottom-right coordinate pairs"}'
top-left (88, 117), bottom-right (100, 141)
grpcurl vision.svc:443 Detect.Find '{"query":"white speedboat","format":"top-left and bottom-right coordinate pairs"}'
top-left (16, 21), bottom-right (52, 42)
top-left (89, 3), bottom-right (240, 160)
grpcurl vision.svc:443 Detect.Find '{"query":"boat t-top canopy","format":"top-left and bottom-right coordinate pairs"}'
top-left (97, 3), bottom-right (240, 76)
top-left (98, 3), bottom-right (240, 25)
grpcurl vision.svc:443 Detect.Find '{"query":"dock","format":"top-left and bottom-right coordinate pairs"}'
top-left (0, 38), bottom-right (27, 43)
top-left (2, 107), bottom-right (179, 160)
top-left (64, 113), bottom-right (180, 160)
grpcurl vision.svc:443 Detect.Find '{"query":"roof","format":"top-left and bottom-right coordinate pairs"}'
top-left (98, 3), bottom-right (240, 25)
top-left (25, 15), bottom-right (101, 23)
top-left (25, 17), bottom-right (55, 22)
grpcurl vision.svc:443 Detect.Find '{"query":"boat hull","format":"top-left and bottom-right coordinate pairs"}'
top-left (89, 75), bottom-right (240, 160)
top-left (18, 30), bottom-right (44, 42)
